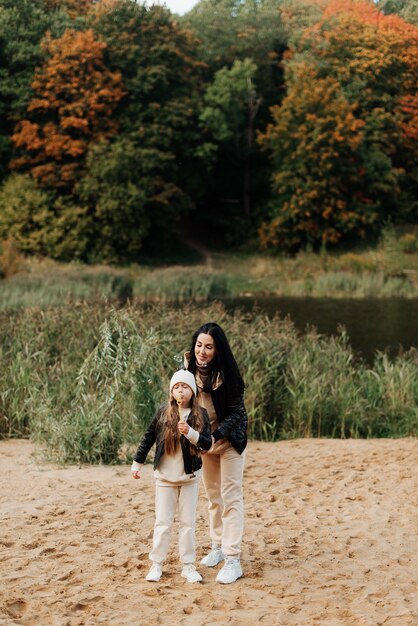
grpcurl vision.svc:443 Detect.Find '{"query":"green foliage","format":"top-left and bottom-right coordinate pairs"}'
top-left (0, 173), bottom-right (92, 259)
top-left (399, 233), bottom-right (417, 253)
top-left (183, 0), bottom-right (286, 72)
top-left (33, 311), bottom-right (167, 463)
top-left (200, 59), bottom-right (260, 149)
top-left (0, 267), bottom-right (135, 309)
top-left (279, 329), bottom-right (369, 438)
top-left (184, 0), bottom-right (287, 242)
top-left (362, 351), bottom-right (418, 436)
top-left (78, 138), bottom-right (151, 262)
top-left (280, 0), bottom-right (327, 47)
top-left (197, 58), bottom-right (264, 234)
top-left (89, 0), bottom-right (203, 236)
top-left (377, 0), bottom-right (418, 25)
top-left (0, 173), bottom-right (54, 254)
top-left (0, 303), bottom-right (416, 463)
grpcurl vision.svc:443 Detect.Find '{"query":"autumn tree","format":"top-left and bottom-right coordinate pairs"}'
top-left (3, 1), bottom-right (204, 262)
top-left (258, 64), bottom-right (372, 249)
top-left (304, 0), bottom-right (418, 221)
top-left (259, 0), bottom-right (418, 250)
top-left (11, 28), bottom-right (125, 192)
top-left (0, 0), bottom-right (71, 180)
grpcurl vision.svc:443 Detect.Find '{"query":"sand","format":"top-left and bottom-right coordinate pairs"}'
top-left (0, 438), bottom-right (417, 626)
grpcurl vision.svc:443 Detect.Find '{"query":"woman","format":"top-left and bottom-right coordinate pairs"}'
top-left (185, 322), bottom-right (247, 584)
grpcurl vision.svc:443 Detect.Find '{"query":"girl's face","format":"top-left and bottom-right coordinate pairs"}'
top-left (172, 382), bottom-right (193, 408)
top-left (195, 332), bottom-right (216, 367)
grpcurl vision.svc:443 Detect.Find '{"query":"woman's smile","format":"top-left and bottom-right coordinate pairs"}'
top-left (195, 333), bottom-right (216, 366)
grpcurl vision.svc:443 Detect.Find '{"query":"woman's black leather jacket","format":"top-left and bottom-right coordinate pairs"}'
top-left (210, 382), bottom-right (248, 455)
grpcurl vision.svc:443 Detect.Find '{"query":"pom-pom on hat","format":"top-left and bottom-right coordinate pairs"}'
top-left (169, 369), bottom-right (197, 396)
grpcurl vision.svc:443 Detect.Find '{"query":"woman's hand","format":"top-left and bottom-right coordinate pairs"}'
top-left (131, 470), bottom-right (141, 479)
top-left (178, 421), bottom-right (190, 435)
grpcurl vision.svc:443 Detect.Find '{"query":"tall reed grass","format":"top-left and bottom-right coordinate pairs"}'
top-left (0, 272), bottom-right (133, 309)
top-left (134, 267), bottom-right (232, 302)
top-left (0, 302), bottom-right (416, 463)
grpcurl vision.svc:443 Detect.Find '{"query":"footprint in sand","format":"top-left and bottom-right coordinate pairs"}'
top-left (71, 595), bottom-right (104, 612)
top-left (3, 599), bottom-right (28, 619)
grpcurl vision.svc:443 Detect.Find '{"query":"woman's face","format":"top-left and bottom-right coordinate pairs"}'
top-left (195, 333), bottom-right (216, 367)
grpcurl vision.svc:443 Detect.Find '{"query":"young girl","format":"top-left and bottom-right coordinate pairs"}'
top-left (131, 369), bottom-right (211, 583)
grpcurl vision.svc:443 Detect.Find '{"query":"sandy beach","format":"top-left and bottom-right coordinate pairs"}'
top-left (0, 438), bottom-right (417, 626)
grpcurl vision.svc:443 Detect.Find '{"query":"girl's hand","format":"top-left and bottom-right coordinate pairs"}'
top-left (178, 422), bottom-right (190, 435)
top-left (131, 471), bottom-right (141, 479)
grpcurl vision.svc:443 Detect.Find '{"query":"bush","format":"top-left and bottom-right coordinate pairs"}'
top-left (399, 233), bottom-right (417, 254)
top-left (0, 239), bottom-right (25, 278)
top-left (0, 174), bottom-right (53, 255)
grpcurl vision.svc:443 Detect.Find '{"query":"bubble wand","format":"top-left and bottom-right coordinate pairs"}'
top-left (177, 398), bottom-right (185, 423)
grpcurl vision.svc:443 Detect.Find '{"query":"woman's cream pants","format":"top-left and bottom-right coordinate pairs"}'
top-left (202, 446), bottom-right (245, 557)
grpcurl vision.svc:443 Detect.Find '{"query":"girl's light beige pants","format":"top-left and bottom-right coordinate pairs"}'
top-left (202, 446), bottom-right (245, 557)
top-left (149, 479), bottom-right (199, 565)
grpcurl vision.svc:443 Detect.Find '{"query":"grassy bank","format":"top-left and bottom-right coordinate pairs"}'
top-left (0, 302), bottom-right (416, 464)
top-left (0, 227), bottom-right (417, 307)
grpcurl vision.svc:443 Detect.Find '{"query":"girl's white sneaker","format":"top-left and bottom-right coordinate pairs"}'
top-left (216, 558), bottom-right (243, 584)
top-left (200, 547), bottom-right (224, 567)
top-left (181, 563), bottom-right (203, 583)
top-left (146, 562), bottom-right (162, 582)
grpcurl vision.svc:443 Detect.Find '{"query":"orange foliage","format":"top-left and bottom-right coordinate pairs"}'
top-left (258, 63), bottom-right (372, 249)
top-left (11, 29), bottom-right (125, 190)
top-left (261, 0), bottom-right (418, 249)
top-left (326, 2), bottom-right (418, 176)
top-left (302, 0), bottom-right (418, 145)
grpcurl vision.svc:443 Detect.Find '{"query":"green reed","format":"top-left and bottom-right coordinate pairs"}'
top-left (134, 266), bottom-right (232, 302)
top-left (0, 302), bottom-right (416, 463)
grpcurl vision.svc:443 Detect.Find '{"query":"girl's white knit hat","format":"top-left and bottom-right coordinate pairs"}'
top-left (170, 369), bottom-right (197, 396)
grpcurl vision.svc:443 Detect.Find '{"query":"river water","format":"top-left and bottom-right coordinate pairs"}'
top-left (222, 296), bottom-right (418, 364)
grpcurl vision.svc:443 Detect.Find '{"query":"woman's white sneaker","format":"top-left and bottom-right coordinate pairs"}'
top-left (216, 558), bottom-right (243, 584)
top-left (146, 562), bottom-right (162, 582)
top-left (200, 547), bottom-right (224, 567)
top-left (181, 563), bottom-right (203, 583)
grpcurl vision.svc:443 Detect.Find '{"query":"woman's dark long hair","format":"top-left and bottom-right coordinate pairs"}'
top-left (187, 322), bottom-right (244, 393)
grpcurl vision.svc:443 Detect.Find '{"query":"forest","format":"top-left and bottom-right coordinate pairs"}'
top-left (0, 0), bottom-right (416, 263)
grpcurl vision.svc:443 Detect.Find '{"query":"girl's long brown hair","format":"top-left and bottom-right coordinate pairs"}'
top-left (159, 393), bottom-right (205, 456)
